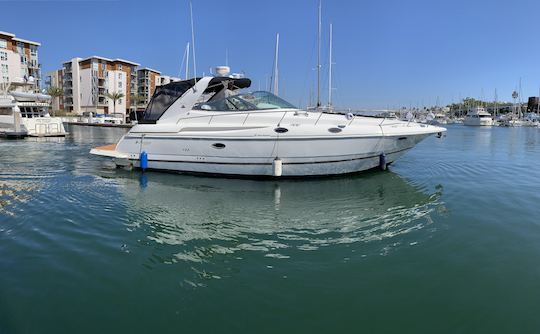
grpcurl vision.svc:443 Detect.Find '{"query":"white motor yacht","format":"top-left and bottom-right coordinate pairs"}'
top-left (0, 91), bottom-right (68, 137)
top-left (463, 106), bottom-right (493, 126)
top-left (90, 76), bottom-right (446, 177)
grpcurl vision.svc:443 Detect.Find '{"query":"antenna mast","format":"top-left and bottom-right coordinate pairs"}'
top-left (494, 88), bottom-right (498, 118)
top-left (185, 42), bottom-right (190, 79)
top-left (328, 23), bottom-right (333, 108)
top-left (273, 33), bottom-right (280, 95)
top-left (189, 1), bottom-right (197, 78)
top-left (317, 0), bottom-right (322, 108)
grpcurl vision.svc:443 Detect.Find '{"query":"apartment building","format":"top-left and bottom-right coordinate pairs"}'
top-left (137, 68), bottom-right (161, 109)
top-left (0, 31), bottom-right (41, 89)
top-left (158, 75), bottom-right (181, 86)
top-left (57, 56), bottom-right (139, 116)
top-left (45, 69), bottom-right (64, 111)
top-left (47, 56), bottom-right (180, 116)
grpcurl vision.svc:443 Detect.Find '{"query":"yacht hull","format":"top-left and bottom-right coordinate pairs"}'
top-left (463, 118), bottom-right (493, 126)
top-left (107, 132), bottom-right (433, 176)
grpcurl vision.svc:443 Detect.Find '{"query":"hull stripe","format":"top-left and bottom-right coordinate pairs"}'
top-left (139, 147), bottom-right (412, 166)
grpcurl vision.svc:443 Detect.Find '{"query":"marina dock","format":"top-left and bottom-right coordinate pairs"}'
top-left (64, 121), bottom-right (133, 129)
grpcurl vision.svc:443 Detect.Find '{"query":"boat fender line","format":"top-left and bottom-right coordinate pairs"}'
top-left (140, 151), bottom-right (148, 172)
top-left (379, 153), bottom-right (387, 171)
top-left (273, 158), bottom-right (283, 177)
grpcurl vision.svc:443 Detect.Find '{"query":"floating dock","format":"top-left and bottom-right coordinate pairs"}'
top-left (64, 122), bottom-right (133, 129)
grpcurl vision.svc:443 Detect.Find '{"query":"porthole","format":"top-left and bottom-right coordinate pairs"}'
top-left (328, 127), bottom-right (342, 133)
top-left (212, 143), bottom-right (226, 149)
top-left (274, 127), bottom-right (288, 133)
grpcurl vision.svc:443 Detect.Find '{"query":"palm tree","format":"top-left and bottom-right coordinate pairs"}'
top-left (105, 91), bottom-right (125, 115)
top-left (46, 86), bottom-right (63, 117)
top-left (130, 94), bottom-right (144, 122)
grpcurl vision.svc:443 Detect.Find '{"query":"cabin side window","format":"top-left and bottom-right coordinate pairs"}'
top-left (0, 107), bottom-right (13, 116)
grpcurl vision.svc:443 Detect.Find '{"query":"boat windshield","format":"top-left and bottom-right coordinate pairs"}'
top-left (19, 106), bottom-right (49, 118)
top-left (194, 91), bottom-right (297, 111)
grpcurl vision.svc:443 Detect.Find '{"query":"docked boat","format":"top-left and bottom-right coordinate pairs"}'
top-left (0, 91), bottom-right (68, 137)
top-left (0, 95), bottom-right (26, 138)
top-left (431, 112), bottom-right (448, 125)
top-left (463, 106), bottom-right (493, 126)
top-left (90, 75), bottom-right (446, 177)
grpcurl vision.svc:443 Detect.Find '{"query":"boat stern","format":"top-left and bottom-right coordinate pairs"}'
top-left (90, 144), bottom-right (129, 159)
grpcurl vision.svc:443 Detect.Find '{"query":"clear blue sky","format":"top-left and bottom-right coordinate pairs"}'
top-left (2, 0), bottom-right (540, 109)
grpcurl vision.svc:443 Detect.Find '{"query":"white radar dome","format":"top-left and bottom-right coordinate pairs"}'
top-left (215, 66), bottom-right (230, 77)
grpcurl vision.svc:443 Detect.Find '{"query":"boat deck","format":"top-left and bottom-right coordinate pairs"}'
top-left (94, 144), bottom-right (117, 151)
top-left (90, 144), bottom-right (128, 159)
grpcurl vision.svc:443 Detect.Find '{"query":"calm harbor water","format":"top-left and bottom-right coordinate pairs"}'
top-left (2, 124), bottom-right (540, 333)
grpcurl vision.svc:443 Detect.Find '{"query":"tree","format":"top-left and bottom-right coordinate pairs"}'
top-left (130, 94), bottom-right (144, 122)
top-left (46, 86), bottom-right (63, 117)
top-left (105, 91), bottom-right (125, 115)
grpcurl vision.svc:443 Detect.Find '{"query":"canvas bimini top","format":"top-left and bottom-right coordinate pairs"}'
top-left (141, 77), bottom-right (252, 123)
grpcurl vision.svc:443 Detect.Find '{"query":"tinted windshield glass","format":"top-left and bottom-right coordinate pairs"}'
top-left (240, 91), bottom-right (297, 109)
top-left (194, 91), bottom-right (297, 111)
top-left (141, 79), bottom-right (197, 123)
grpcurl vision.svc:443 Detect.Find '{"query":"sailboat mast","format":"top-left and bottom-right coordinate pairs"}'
top-left (185, 42), bottom-right (190, 79)
top-left (518, 78), bottom-right (521, 119)
top-left (538, 87), bottom-right (540, 114)
top-left (494, 88), bottom-right (498, 118)
top-left (317, 0), bottom-right (322, 108)
top-left (273, 33), bottom-right (280, 95)
top-left (189, 1), bottom-right (197, 78)
top-left (328, 23), bottom-right (333, 108)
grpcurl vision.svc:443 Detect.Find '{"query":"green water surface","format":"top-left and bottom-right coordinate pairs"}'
top-left (1, 125), bottom-right (540, 333)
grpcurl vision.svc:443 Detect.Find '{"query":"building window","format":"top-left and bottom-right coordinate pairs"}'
top-left (20, 55), bottom-right (27, 64)
top-left (118, 81), bottom-right (122, 88)
top-left (119, 99), bottom-right (123, 104)
top-left (0, 51), bottom-right (6, 61)
top-left (1, 64), bottom-right (8, 74)
top-left (30, 45), bottom-right (38, 56)
top-left (0, 39), bottom-right (7, 49)
top-left (118, 64), bottom-right (123, 70)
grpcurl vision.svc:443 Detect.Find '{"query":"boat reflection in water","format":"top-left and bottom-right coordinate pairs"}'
top-left (0, 180), bottom-right (40, 217)
top-left (114, 170), bottom-right (445, 268)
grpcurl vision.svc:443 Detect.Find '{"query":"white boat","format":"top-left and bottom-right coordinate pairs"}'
top-left (0, 94), bottom-right (26, 138)
top-left (0, 91), bottom-right (68, 137)
top-left (433, 112), bottom-right (449, 125)
top-left (463, 106), bottom-right (493, 126)
top-left (91, 114), bottom-right (124, 125)
top-left (90, 75), bottom-right (446, 177)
